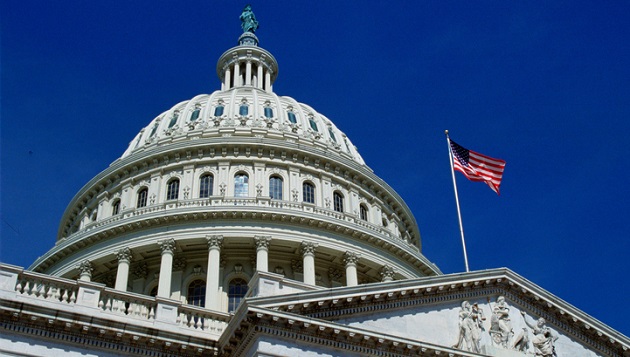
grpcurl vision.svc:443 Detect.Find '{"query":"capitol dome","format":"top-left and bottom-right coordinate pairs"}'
top-left (30, 25), bottom-right (440, 313)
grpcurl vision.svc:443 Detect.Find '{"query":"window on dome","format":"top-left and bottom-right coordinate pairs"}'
top-left (264, 107), bottom-right (273, 118)
top-left (137, 188), bottom-right (148, 208)
top-left (199, 174), bottom-right (214, 198)
top-left (167, 179), bottom-right (180, 200)
top-left (228, 278), bottom-right (248, 312)
top-left (91, 210), bottom-right (97, 222)
top-left (112, 200), bottom-right (121, 215)
top-left (190, 108), bottom-right (201, 122)
top-left (287, 111), bottom-right (297, 124)
top-left (333, 192), bottom-right (344, 213)
top-left (269, 176), bottom-right (283, 200)
top-left (187, 279), bottom-right (206, 307)
top-left (149, 123), bottom-right (159, 138)
top-left (168, 113), bottom-right (179, 128)
top-left (309, 117), bottom-right (318, 132)
top-left (360, 204), bottom-right (369, 221)
top-left (303, 182), bottom-right (315, 204)
top-left (214, 105), bottom-right (224, 117)
top-left (234, 173), bottom-right (249, 197)
top-left (328, 127), bottom-right (337, 143)
top-left (239, 104), bottom-right (249, 116)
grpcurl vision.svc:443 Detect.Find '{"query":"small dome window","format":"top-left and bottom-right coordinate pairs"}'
top-left (239, 103), bottom-right (249, 116)
top-left (168, 112), bottom-right (179, 128)
top-left (287, 111), bottom-right (297, 124)
top-left (149, 122), bottom-right (159, 138)
top-left (328, 127), bottom-right (337, 143)
top-left (333, 191), bottom-right (344, 213)
top-left (199, 174), bottom-right (214, 198)
top-left (167, 179), bottom-right (180, 200)
top-left (111, 199), bottom-right (121, 215)
top-left (308, 116), bottom-right (318, 132)
top-left (269, 176), bottom-right (283, 200)
top-left (360, 204), bottom-right (369, 221)
top-left (234, 173), bottom-right (249, 197)
top-left (137, 187), bottom-right (148, 208)
top-left (190, 107), bottom-right (201, 122)
top-left (214, 105), bottom-right (224, 117)
top-left (264, 106), bottom-right (273, 118)
top-left (303, 182), bottom-right (315, 204)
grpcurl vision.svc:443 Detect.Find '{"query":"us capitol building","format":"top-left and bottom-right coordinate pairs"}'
top-left (1, 7), bottom-right (628, 357)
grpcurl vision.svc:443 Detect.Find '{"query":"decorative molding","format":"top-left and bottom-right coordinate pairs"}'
top-left (254, 235), bottom-right (271, 250)
top-left (300, 241), bottom-right (317, 256)
top-left (206, 235), bottom-right (223, 250)
top-left (116, 247), bottom-right (132, 264)
top-left (158, 238), bottom-right (176, 254)
top-left (343, 251), bottom-right (360, 266)
top-left (131, 262), bottom-right (148, 279)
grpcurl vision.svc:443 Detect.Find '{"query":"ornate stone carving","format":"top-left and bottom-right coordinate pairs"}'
top-left (130, 262), bottom-right (148, 279)
top-left (192, 265), bottom-right (204, 275)
top-left (256, 183), bottom-right (263, 197)
top-left (234, 263), bottom-right (243, 273)
top-left (328, 267), bottom-right (342, 282)
top-left (149, 193), bottom-right (156, 205)
top-left (158, 238), bottom-right (176, 254)
top-left (343, 251), bottom-right (360, 266)
top-left (520, 311), bottom-right (558, 357)
top-left (291, 188), bottom-right (298, 202)
top-left (254, 235), bottom-right (271, 250)
top-left (453, 301), bottom-right (485, 353)
top-left (206, 235), bottom-right (223, 250)
top-left (379, 265), bottom-right (395, 281)
top-left (489, 296), bottom-right (513, 349)
top-left (300, 241), bottom-right (317, 256)
top-left (172, 257), bottom-right (187, 271)
top-left (183, 186), bottom-right (190, 199)
top-left (219, 182), bottom-right (227, 196)
top-left (291, 260), bottom-right (303, 274)
top-left (116, 247), bottom-right (132, 264)
top-left (77, 260), bottom-right (93, 278)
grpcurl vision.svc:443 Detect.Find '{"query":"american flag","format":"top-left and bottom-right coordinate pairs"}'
top-left (449, 139), bottom-right (506, 195)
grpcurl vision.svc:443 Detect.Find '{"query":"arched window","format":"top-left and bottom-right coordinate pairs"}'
top-left (308, 116), bottom-right (318, 132)
top-left (303, 182), bottom-right (315, 204)
top-left (214, 105), bottom-right (224, 117)
top-left (168, 112), bottom-right (179, 128)
top-left (264, 107), bottom-right (273, 118)
top-left (137, 188), bottom-right (148, 208)
top-left (328, 127), bottom-right (337, 143)
top-left (190, 107), bottom-right (200, 122)
top-left (239, 103), bottom-right (249, 116)
top-left (187, 279), bottom-right (206, 307)
top-left (333, 192), bottom-right (344, 213)
top-left (149, 123), bottom-right (159, 138)
top-left (360, 204), bottom-right (369, 221)
top-left (112, 199), bottom-right (120, 215)
top-left (228, 278), bottom-right (248, 312)
top-left (199, 174), bottom-right (214, 198)
top-left (234, 173), bottom-right (249, 197)
top-left (167, 179), bottom-right (180, 200)
top-left (269, 176), bottom-right (283, 200)
top-left (287, 111), bottom-right (297, 124)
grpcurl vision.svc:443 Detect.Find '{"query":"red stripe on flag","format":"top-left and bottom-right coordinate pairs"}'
top-left (450, 140), bottom-right (506, 195)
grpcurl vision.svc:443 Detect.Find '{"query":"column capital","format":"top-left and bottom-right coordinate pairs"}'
top-left (206, 235), bottom-right (224, 250)
top-left (254, 235), bottom-right (272, 250)
top-left (343, 251), bottom-right (360, 266)
top-left (116, 247), bottom-right (132, 264)
top-left (173, 257), bottom-right (187, 271)
top-left (77, 260), bottom-right (93, 277)
top-left (380, 265), bottom-right (396, 282)
top-left (158, 238), bottom-right (176, 254)
top-left (300, 241), bottom-right (318, 257)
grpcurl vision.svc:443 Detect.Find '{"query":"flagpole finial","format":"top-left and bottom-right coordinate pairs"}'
top-left (445, 130), bottom-right (449, 135)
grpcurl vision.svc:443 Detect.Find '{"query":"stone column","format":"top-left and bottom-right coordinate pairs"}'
top-left (245, 60), bottom-right (252, 86)
top-left (301, 242), bottom-right (318, 285)
top-left (157, 238), bottom-right (176, 298)
top-left (224, 66), bottom-right (231, 90)
top-left (257, 64), bottom-right (263, 89)
top-left (114, 247), bottom-right (132, 291)
top-left (265, 71), bottom-right (271, 92)
top-left (254, 235), bottom-right (271, 272)
top-left (380, 265), bottom-right (395, 283)
top-left (171, 257), bottom-right (187, 301)
top-left (77, 260), bottom-right (93, 282)
top-left (343, 252), bottom-right (360, 287)
top-left (233, 63), bottom-right (241, 87)
top-left (205, 235), bottom-right (223, 310)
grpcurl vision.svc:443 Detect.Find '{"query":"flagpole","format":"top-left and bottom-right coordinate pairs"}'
top-left (445, 130), bottom-right (470, 272)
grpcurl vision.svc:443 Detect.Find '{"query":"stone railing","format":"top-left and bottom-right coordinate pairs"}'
top-left (0, 263), bottom-right (230, 340)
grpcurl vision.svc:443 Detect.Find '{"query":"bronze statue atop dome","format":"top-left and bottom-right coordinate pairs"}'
top-left (240, 5), bottom-right (259, 33)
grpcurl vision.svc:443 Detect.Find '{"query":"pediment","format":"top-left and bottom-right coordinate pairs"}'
top-left (240, 269), bottom-right (629, 357)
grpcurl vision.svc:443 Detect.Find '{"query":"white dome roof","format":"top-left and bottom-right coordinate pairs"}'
top-left (121, 87), bottom-right (365, 166)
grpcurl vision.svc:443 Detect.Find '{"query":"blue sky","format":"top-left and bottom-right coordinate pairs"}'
top-left (2, 1), bottom-right (629, 336)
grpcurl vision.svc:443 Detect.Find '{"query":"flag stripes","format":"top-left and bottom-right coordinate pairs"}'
top-left (450, 139), bottom-right (506, 195)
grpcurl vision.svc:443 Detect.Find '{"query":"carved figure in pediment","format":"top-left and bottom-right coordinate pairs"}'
top-left (489, 296), bottom-right (513, 348)
top-left (453, 301), bottom-right (485, 353)
top-left (520, 311), bottom-right (558, 357)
